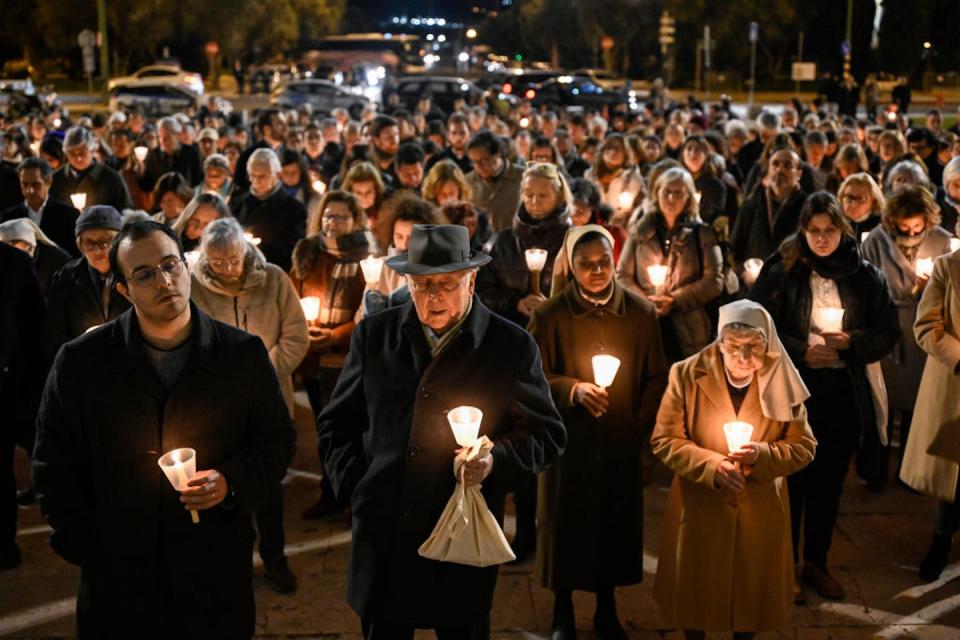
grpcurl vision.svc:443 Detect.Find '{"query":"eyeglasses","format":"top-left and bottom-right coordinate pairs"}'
top-left (208, 257), bottom-right (243, 271)
top-left (123, 258), bottom-right (185, 286)
top-left (79, 238), bottom-right (114, 252)
top-left (719, 340), bottom-right (766, 359)
top-left (408, 275), bottom-right (466, 293)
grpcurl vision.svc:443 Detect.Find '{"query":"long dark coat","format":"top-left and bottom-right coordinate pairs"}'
top-left (317, 297), bottom-right (566, 628)
top-left (729, 187), bottom-right (807, 268)
top-left (231, 188), bottom-right (307, 272)
top-left (528, 282), bottom-right (668, 591)
top-left (1, 199), bottom-right (82, 257)
top-left (43, 257), bottom-right (131, 360)
top-left (49, 160), bottom-right (133, 212)
top-left (33, 305), bottom-right (296, 638)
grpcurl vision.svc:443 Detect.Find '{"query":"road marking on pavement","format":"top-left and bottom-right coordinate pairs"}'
top-left (0, 597), bottom-right (75, 636)
top-left (818, 593), bottom-right (960, 637)
top-left (253, 530), bottom-right (352, 567)
top-left (895, 563), bottom-right (960, 599)
top-left (15, 524), bottom-right (52, 537)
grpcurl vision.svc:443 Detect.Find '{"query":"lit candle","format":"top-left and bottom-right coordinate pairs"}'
top-left (300, 296), bottom-right (321, 323)
top-left (742, 258), bottom-right (763, 286)
top-left (447, 406), bottom-right (483, 449)
top-left (359, 255), bottom-right (384, 285)
top-left (693, 190), bottom-right (703, 206)
top-left (158, 448), bottom-right (200, 524)
top-left (916, 257), bottom-right (934, 278)
top-left (243, 232), bottom-right (261, 246)
top-left (951, 238), bottom-right (960, 253)
top-left (184, 250), bottom-right (199, 268)
top-left (819, 307), bottom-right (844, 333)
top-left (860, 231), bottom-right (870, 244)
top-left (525, 248), bottom-right (548, 296)
top-left (311, 179), bottom-right (327, 195)
top-left (618, 190), bottom-right (635, 211)
top-left (722, 421), bottom-right (754, 455)
top-left (70, 193), bottom-right (87, 210)
top-left (647, 264), bottom-right (669, 294)
top-left (134, 146), bottom-right (148, 162)
top-left (592, 354), bottom-right (621, 390)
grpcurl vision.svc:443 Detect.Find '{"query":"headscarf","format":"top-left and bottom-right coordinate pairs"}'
top-left (0, 218), bottom-right (59, 250)
top-left (550, 224), bottom-right (616, 293)
top-left (717, 299), bottom-right (810, 422)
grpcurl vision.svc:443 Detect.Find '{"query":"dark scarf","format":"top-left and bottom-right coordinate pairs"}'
top-left (891, 228), bottom-right (926, 262)
top-left (798, 234), bottom-right (861, 280)
top-left (512, 204), bottom-right (571, 247)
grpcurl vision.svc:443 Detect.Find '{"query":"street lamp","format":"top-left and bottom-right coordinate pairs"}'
top-left (923, 41), bottom-right (932, 49)
top-left (466, 28), bottom-right (478, 39)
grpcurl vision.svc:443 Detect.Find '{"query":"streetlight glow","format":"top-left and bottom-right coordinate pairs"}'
top-left (466, 28), bottom-right (478, 39)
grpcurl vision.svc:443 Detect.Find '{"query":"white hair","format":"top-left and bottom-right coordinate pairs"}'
top-left (64, 126), bottom-right (96, 150)
top-left (247, 148), bottom-right (281, 175)
top-left (158, 117), bottom-right (183, 134)
top-left (943, 156), bottom-right (960, 189)
top-left (724, 120), bottom-right (747, 139)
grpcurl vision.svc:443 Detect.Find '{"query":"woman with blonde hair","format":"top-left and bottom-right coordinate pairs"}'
top-left (171, 192), bottom-right (231, 251)
top-left (838, 172), bottom-right (885, 246)
top-left (584, 132), bottom-right (645, 224)
top-left (342, 161), bottom-right (386, 230)
top-left (862, 185), bottom-right (952, 491)
top-left (421, 158), bottom-right (473, 208)
top-left (617, 166), bottom-right (724, 362)
top-left (826, 144), bottom-right (870, 193)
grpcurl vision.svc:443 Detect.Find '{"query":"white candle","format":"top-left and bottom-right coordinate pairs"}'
top-left (860, 231), bottom-right (870, 244)
top-left (359, 255), bottom-right (384, 285)
top-left (70, 193), bottom-right (87, 210)
top-left (819, 307), bottom-right (844, 333)
top-left (951, 238), bottom-right (960, 253)
top-left (693, 190), bottom-right (703, 206)
top-left (184, 250), bottom-right (199, 269)
top-left (916, 257), bottom-right (934, 278)
top-left (743, 258), bottom-right (763, 286)
top-left (158, 448), bottom-right (200, 524)
top-left (618, 190), bottom-right (635, 210)
top-left (300, 296), bottom-right (321, 322)
top-left (311, 179), bottom-right (327, 195)
top-left (243, 232), bottom-right (261, 246)
top-left (524, 248), bottom-right (548, 272)
top-left (723, 421), bottom-right (754, 455)
top-left (592, 354), bottom-right (621, 390)
top-left (647, 264), bottom-right (668, 291)
top-left (134, 146), bottom-right (148, 162)
top-left (447, 406), bottom-right (483, 448)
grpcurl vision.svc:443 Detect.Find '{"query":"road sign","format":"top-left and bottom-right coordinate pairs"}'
top-left (749, 22), bottom-right (759, 43)
top-left (791, 62), bottom-right (817, 82)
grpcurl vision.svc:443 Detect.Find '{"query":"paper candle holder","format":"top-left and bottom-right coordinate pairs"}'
top-left (950, 238), bottom-right (960, 253)
top-left (359, 255), bottom-right (384, 285)
top-left (592, 354), bottom-right (621, 390)
top-left (133, 146), bottom-right (148, 162)
top-left (158, 448), bottom-right (200, 524)
top-left (618, 190), bottom-right (635, 210)
top-left (524, 248), bottom-right (548, 272)
top-left (860, 231), bottom-right (870, 244)
top-left (817, 307), bottom-right (844, 333)
top-left (916, 257), bottom-right (934, 279)
top-left (448, 406), bottom-right (483, 448)
top-left (300, 296), bottom-right (321, 323)
top-left (743, 258), bottom-right (763, 285)
top-left (722, 421), bottom-right (754, 455)
top-left (70, 193), bottom-right (87, 210)
top-left (311, 179), bottom-right (327, 195)
top-left (647, 264), bottom-right (668, 292)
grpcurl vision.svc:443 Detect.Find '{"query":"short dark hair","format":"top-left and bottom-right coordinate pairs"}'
top-left (906, 127), bottom-right (937, 147)
top-left (109, 127), bottom-right (135, 141)
top-left (396, 142), bottom-right (425, 167)
top-left (569, 177), bottom-right (600, 207)
top-left (109, 220), bottom-right (184, 282)
top-left (369, 115), bottom-right (399, 138)
top-left (448, 112), bottom-right (468, 127)
top-left (466, 130), bottom-right (501, 156)
top-left (17, 156), bottom-right (53, 181)
top-left (804, 130), bottom-right (827, 146)
top-left (256, 108), bottom-right (281, 130)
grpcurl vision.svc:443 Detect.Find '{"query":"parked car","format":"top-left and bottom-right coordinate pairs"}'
top-left (249, 64), bottom-right (298, 94)
top-left (108, 65), bottom-right (204, 95)
top-left (0, 83), bottom-right (42, 118)
top-left (108, 84), bottom-right (198, 117)
top-left (270, 79), bottom-right (369, 118)
top-left (531, 75), bottom-right (626, 109)
top-left (392, 76), bottom-right (482, 114)
top-left (497, 70), bottom-right (565, 101)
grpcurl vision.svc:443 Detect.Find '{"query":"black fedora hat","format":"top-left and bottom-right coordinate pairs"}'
top-left (386, 224), bottom-right (491, 275)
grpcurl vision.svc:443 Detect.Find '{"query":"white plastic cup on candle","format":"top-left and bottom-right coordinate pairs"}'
top-left (818, 307), bottom-right (844, 333)
top-left (184, 250), bottom-right (200, 269)
top-left (722, 421), bottom-right (754, 455)
top-left (950, 238), bottom-right (960, 253)
top-left (243, 232), bottom-right (261, 246)
top-left (592, 354), bottom-right (621, 390)
top-left (70, 193), bottom-right (87, 210)
top-left (647, 264), bottom-right (668, 292)
top-left (311, 179), bottom-right (327, 195)
top-left (300, 296), bottom-right (320, 323)
top-left (524, 248), bottom-right (548, 272)
top-left (158, 448), bottom-right (200, 524)
top-left (447, 406), bottom-right (483, 448)
top-left (693, 190), bottom-right (703, 206)
top-left (134, 146), bottom-right (148, 162)
top-left (359, 255), bottom-right (384, 285)
top-left (618, 190), bottom-right (634, 210)
top-left (743, 258), bottom-right (763, 286)
top-left (916, 257), bottom-right (934, 279)
top-left (860, 231), bottom-right (870, 244)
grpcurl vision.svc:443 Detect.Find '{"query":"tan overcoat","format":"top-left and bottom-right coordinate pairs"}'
top-left (651, 344), bottom-right (816, 632)
top-left (901, 252), bottom-right (960, 501)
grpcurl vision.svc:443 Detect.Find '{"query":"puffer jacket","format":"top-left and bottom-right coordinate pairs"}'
top-left (190, 247), bottom-right (309, 415)
top-left (476, 204), bottom-right (571, 327)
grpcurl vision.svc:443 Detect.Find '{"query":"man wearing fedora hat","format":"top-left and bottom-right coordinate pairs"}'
top-left (318, 224), bottom-right (566, 639)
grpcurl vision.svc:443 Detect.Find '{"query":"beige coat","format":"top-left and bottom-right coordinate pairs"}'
top-left (190, 252), bottom-right (309, 415)
top-left (901, 252), bottom-right (960, 501)
top-left (651, 345), bottom-right (816, 632)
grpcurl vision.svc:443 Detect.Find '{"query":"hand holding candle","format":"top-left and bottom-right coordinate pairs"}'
top-left (951, 238), bottom-right (960, 253)
top-left (448, 406), bottom-right (482, 449)
top-left (592, 354), bottom-right (621, 390)
top-left (916, 257), bottom-right (934, 279)
top-left (525, 248), bottom-right (548, 296)
top-left (646, 264), bottom-right (668, 294)
top-left (158, 448), bottom-right (200, 524)
top-left (817, 307), bottom-right (844, 334)
top-left (723, 421), bottom-right (754, 455)
top-left (742, 258), bottom-right (763, 286)
top-left (300, 296), bottom-right (321, 323)
top-left (618, 190), bottom-right (635, 211)
top-left (359, 255), bottom-right (384, 286)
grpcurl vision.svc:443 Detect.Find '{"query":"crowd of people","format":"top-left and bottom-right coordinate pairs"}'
top-left (3, 82), bottom-right (960, 639)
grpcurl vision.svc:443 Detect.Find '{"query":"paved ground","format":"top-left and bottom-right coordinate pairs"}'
top-left (3, 391), bottom-right (960, 639)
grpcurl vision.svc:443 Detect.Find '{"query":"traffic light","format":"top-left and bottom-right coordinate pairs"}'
top-left (515, 53), bottom-right (523, 62)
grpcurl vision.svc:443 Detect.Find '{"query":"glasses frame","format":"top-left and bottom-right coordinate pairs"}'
top-left (123, 257), bottom-right (186, 287)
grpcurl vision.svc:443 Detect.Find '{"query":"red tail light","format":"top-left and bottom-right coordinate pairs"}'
top-left (502, 83), bottom-right (513, 94)
top-left (525, 89), bottom-right (535, 100)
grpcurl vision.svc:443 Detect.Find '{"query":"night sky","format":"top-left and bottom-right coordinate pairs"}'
top-left (348, 0), bottom-right (502, 24)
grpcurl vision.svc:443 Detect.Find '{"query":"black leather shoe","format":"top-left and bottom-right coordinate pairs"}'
top-left (593, 610), bottom-right (627, 640)
top-left (551, 602), bottom-right (575, 640)
top-left (919, 532), bottom-right (953, 582)
top-left (263, 557), bottom-right (298, 594)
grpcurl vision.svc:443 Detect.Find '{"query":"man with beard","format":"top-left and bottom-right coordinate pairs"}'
top-left (368, 115), bottom-right (400, 189)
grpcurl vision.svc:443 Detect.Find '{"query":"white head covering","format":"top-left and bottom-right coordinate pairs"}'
top-left (717, 299), bottom-right (810, 422)
top-left (0, 218), bottom-right (58, 250)
top-left (551, 224), bottom-right (616, 293)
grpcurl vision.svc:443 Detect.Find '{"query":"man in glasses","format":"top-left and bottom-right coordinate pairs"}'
top-left (465, 130), bottom-right (524, 232)
top-left (318, 224), bottom-right (565, 639)
top-left (44, 205), bottom-right (131, 359)
top-left (33, 219), bottom-right (295, 637)
top-left (49, 126), bottom-right (132, 212)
